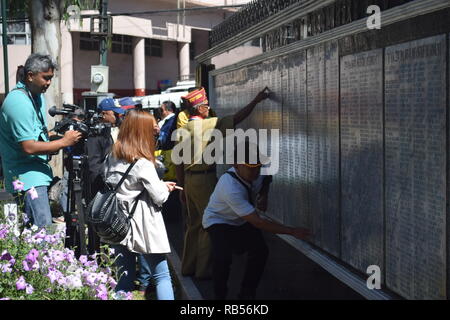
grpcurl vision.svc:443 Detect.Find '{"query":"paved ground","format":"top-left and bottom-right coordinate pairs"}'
top-left (163, 205), bottom-right (364, 300)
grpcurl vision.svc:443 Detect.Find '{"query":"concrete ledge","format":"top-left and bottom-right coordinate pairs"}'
top-left (278, 235), bottom-right (396, 300)
top-left (166, 244), bottom-right (204, 300)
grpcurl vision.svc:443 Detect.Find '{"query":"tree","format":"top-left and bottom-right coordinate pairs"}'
top-left (29, 0), bottom-right (65, 135)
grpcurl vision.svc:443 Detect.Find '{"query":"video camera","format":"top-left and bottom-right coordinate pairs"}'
top-left (49, 104), bottom-right (109, 138)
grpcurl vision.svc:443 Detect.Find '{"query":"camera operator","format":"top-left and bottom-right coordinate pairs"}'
top-left (86, 98), bottom-right (138, 198)
top-left (85, 98), bottom-right (135, 254)
top-left (0, 53), bottom-right (81, 228)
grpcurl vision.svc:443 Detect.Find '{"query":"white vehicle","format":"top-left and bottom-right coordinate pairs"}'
top-left (135, 80), bottom-right (196, 110)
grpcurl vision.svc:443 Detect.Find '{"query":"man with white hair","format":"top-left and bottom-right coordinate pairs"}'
top-left (0, 53), bottom-right (81, 228)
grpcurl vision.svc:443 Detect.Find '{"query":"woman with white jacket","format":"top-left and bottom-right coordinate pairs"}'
top-left (104, 110), bottom-right (176, 299)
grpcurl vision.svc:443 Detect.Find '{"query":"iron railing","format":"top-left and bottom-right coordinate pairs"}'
top-left (209, 0), bottom-right (417, 48)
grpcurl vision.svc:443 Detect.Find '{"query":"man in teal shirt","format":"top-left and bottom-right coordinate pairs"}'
top-left (0, 53), bottom-right (81, 227)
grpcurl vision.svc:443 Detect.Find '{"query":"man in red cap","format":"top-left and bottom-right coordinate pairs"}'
top-left (176, 86), bottom-right (269, 279)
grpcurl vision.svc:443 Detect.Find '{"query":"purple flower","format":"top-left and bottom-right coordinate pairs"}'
top-left (97, 272), bottom-right (108, 284)
top-left (27, 187), bottom-right (38, 200)
top-left (25, 284), bottom-right (34, 295)
top-left (23, 249), bottom-right (40, 271)
top-left (1, 252), bottom-right (14, 271)
top-left (0, 297), bottom-right (10, 300)
top-left (0, 226), bottom-right (9, 239)
top-left (22, 260), bottom-right (31, 271)
top-left (64, 251), bottom-right (75, 264)
top-left (42, 255), bottom-right (52, 267)
top-left (12, 179), bottom-right (24, 192)
top-left (1, 263), bottom-right (13, 273)
top-left (22, 259), bottom-right (39, 272)
top-left (16, 276), bottom-right (27, 290)
top-left (108, 277), bottom-right (117, 289)
top-left (31, 229), bottom-right (46, 244)
top-left (26, 249), bottom-right (39, 263)
top-left (65, 275), bottom-right (82, 289)
top-left (51, 250), bottom-right (65, 263)
top-left (114, 291), bottom-right (133, 300)
top-left (84, 273), bottom-right (97, 287)
top-left (85, 260), bottom-right (97, 268)
top-left (0, 250), bottom-right (13, 261)
top-left (95, 284), bottom-right (108, 300)
top-left (56, 276), bottom-right (67, 286)
top-left (79, 255), bottom-right (88, 265)
top-left (124, 292), bottom-right (133, 300)
top-left (47, 267), bottom-right (63, 284)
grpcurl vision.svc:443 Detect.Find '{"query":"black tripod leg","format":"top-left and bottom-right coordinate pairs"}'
top-left (64, 159), bottom-right (77, 250)
top-left (73, 183), bottom-right (87, 256)
top-left (87, 223), bottom-right (100, 255)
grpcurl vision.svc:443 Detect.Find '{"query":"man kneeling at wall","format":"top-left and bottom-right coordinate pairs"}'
top-left (202, 141), bottom-right (311, 300)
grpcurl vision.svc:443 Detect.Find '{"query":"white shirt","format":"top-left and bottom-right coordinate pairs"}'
top-left (110, 127), bottom-right (120, 143)
top-left (202, 167), bottom-right (264, 229)
top-left (158, 112), bottom-right (175, 128)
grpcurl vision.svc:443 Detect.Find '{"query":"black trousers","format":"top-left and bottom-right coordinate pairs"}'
top-left (207, 223), bottom-right (268, 300)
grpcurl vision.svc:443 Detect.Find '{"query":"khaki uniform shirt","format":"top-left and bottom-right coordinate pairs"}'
top-left (183, 115), bottom-right (234, 172)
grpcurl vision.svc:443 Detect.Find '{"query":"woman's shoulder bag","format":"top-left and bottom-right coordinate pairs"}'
top-left (86, 161), bottom-right (139, 244)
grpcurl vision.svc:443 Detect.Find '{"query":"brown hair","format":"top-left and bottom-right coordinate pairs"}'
top-left (112, 110), bottom-right (156, 163)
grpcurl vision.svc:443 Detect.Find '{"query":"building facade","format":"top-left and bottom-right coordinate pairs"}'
top-left (0, 0), bottom-right (249, 104)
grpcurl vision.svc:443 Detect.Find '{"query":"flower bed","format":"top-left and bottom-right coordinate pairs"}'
top-left (0, 210), bottom-right (132, 300)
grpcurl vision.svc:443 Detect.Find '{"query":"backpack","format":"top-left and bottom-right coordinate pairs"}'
top-left (86, 161), bottom-right (140, 244)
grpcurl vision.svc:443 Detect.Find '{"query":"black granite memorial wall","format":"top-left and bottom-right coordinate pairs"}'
top-left (210, 10), bottom-right (449, 300)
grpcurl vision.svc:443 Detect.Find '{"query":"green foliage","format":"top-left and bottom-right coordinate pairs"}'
top-left (61, 0), bottom-right (100, 22)
top-left (5, 0), bottom-right (28, 19)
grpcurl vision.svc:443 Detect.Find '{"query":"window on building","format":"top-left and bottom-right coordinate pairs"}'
top-left (111, 34), bottom-right (132, 54)
top-left (79, 32), bottom-right (99, 51)
top-left (0, 21), bottom-right (31, 45)
top-left (145, 39), bottom-right (162, 57)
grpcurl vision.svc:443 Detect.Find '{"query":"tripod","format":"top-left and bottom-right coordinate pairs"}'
top-left (63, 139), bottom-right (102, 258)
top-left (64, 148), bottom-right (88, 257)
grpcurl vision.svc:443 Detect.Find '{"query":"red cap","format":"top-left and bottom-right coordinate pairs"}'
top-left (182, 87), bottom-right (209, 109)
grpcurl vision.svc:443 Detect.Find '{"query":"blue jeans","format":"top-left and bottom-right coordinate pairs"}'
top-left (112, 245), bottom-right (174, 300)
top-left (15, 186), bottom-right (52, 228)
top-left (137, 254), bottom-right (152, 290)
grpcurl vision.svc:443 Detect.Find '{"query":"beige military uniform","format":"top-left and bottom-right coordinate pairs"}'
top-left (181, 115), bottom-right (234, 278)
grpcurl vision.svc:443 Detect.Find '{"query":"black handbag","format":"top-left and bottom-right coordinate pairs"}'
top-left (86, 161), bottom-right (140, 244)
